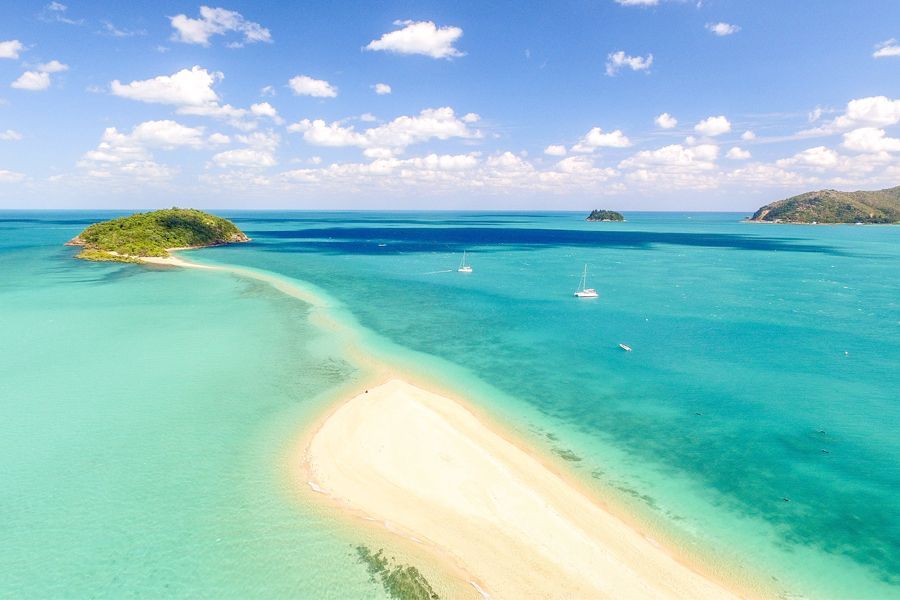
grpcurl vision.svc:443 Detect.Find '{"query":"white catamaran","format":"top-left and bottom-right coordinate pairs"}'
top-left (574, 264), bottom-right (599, 298)
top-left (458, 251), bottom-right (473, 273)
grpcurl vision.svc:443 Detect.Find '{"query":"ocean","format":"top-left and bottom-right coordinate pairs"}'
top-left (1, 210), bottom-right (897, 599)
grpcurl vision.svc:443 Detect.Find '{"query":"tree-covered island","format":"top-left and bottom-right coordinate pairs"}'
top-left (586, 209), bottom-right (625, 222)
top-left (749, 186), bottom-right (900, 224)
top-left (66, 208), bottom-right (250, 262)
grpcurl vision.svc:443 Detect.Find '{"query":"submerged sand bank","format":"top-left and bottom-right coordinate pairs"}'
top-left (304, 379), bottom-right (742, 599)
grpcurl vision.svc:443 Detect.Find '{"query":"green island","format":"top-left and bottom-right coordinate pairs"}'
top-left (749, 186), bottom-right (900, 224)
top-left (586, 209), bottom-right (625, 222)
top-left (66, 208), bottom-right (250, 262)
top-left (355, 546), bottom-right (440, 600)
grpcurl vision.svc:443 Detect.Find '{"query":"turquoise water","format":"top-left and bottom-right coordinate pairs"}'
top-left (1, 211), bottom-right (898, 598)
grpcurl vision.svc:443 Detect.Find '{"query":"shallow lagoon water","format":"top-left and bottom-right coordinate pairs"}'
top-left (1, 211), bottom-right (898, 598)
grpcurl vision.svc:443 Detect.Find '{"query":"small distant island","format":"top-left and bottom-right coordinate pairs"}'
top-left (586, 209), bottom-right (625, 222)
top-left (66, 208), bottom-right (250, 262)
top-left (749, 186), bottom-right (900, 224)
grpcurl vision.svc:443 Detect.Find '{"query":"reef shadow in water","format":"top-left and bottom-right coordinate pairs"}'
top-left (244, 226), bottom-right (845, 257)
top-left (355, 545), bottom-right (440, 600)
top-left (533, 393), bottom-right (900, 586)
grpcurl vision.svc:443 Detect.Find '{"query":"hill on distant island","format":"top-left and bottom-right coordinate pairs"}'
top-left (586, 209), bottom-right (625, 222)
top-left (750, 186), bottom-right (900, 224)
top-left (66, 208), bottom-right (249, 262)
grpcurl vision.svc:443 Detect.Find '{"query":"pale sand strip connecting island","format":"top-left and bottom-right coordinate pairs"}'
top-left (143, 252), bottom-right (745, 599)
top-left (304, 379), bottom-right (743, 600)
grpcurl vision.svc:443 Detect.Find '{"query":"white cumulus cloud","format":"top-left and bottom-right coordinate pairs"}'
top-left (873, 39), bottom-right (900, 59)
top-left (110, 66), bottom-right (220, 106)
top-left (82, 120), bottom-right (206, 165)
top-left (37, 60), bottom-right (68, 73)
top-left (236, 130), bottom-right (280, 151)
top-left (363, 147), bottom-right (395, 159)
top-left (706, 22), bottom-right (740, 36)
top-left (556, 156), bottom-right (598, 174)
top-left (78, 120), bottom-right (208, 182)
top-left (107, 67), bottom-right (258, 129)
top-left (250, 102), bottom-right (277, 117)
top-left (11, 59), bottom-right (68, 91)
top-left (741, 130), bottom-right (756, 141)
top-left (170, 6), bottom-right (271, 47)
top-left (842, 127), bottom-right (900, 153)
top-left (776, 146), bottom-right (838, 168)
top-left (694, 115), bottom-right (731, 136)
top-left (544, 144), bottom-right (567, 156)
top-left (655, 112), bottom-right (677, 129)
top-left (365, 20), bottom-right (464, 59)
top-left (407, 153), bottom-right (479, 171)
top-left (726, 147), bottom-right (751, 160)
top-left (606, 51), bottom-right (653, 76)
top-left (274, 147), bottom-right (628, 195)
top-left (289, 119), bottom-right (367, 147)
top-left (250, 101), bottom-right (283, 124)
top-left (802, 96), bottom-right (900, 135)
top-left (834, 96), bottom-right (900, 128)
top-left (280, 152), bottom-right (482, 187)
top-left (572, 127), bottom-right (632, 153)
top-left (288, 75), bottom-right (337, 98)
top-left (178, 102), bottom-right (249, 124)
top-left (211, 148), bottom-right (276, 168)
top-left (373, 82), bottom-right (392, 95)
top-left (128, 120), bottom-right (206, 148)
top-left (209, 130), bottom-right (279, 170)
top-left (0, 40), bottom-right (24, 59)
top-left (0, 129), bottom-right (23, 141)
top-left (11, 71), bottom-right (50, 91)
top-left (619, 143), bottom-right (719, 170)
top-left (774, 146), bottom-right (893, 179)
top-left (288, 107), bottom-right (481, 155)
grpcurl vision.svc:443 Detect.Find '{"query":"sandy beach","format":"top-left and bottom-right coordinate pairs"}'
top-left (303, 379), bottom-right (744, 599)
top-left (140, 254), bottom-right (220, 269)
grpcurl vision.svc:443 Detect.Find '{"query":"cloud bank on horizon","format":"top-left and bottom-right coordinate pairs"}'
top-left (1, 1), bottom-right (900, 209)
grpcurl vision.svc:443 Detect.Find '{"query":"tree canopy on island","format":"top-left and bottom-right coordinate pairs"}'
top-left (750, 186), bottom-right (900, 224)
top-left (67, 208), bottom-right (249, 262)
top-left (586, 209), bottom-right (625, 222)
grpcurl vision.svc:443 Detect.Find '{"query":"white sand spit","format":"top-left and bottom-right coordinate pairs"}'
top-left (305, 379), bottom-right (741, 599)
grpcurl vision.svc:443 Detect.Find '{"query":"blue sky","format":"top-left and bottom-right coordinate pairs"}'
top-left (1, 0), bottom-right (900, 209)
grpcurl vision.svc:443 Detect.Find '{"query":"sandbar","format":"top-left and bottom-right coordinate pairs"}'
top-left (303, 379), bottom-right (743, 599)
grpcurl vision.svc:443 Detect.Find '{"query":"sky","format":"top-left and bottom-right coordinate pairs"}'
top-left (1, 0), bottom-right (900, 210)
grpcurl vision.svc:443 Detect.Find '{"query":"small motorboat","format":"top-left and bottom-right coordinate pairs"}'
top-left (619, 343), bottom-right (632, 352)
